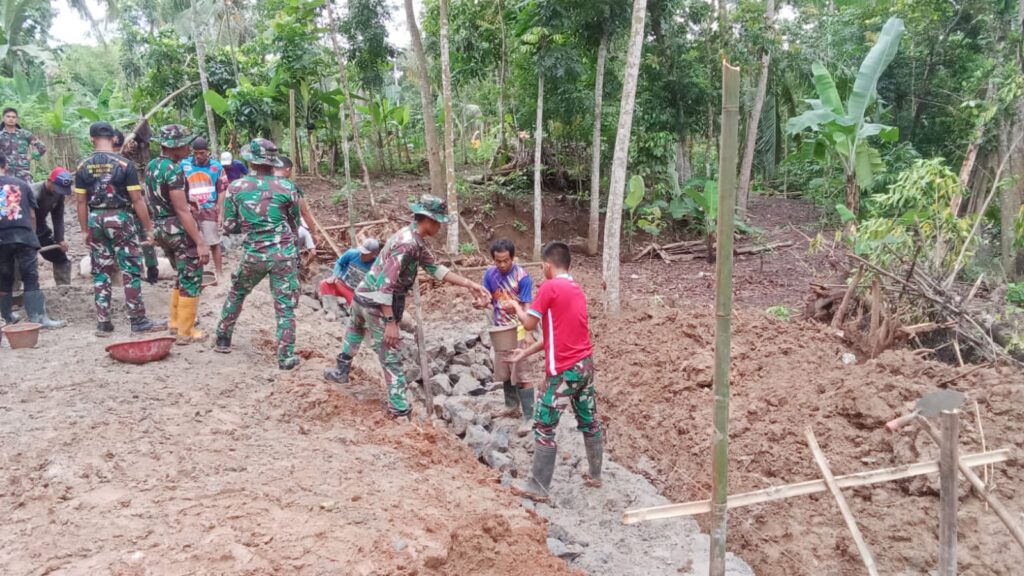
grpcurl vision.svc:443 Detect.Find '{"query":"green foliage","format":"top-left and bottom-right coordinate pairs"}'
top-left (338, 0), bottom-right (395, 93)
top-left (1007, 283), bottom-right (1024, 306)
top-left (459, 242), bottom-right (477, 255)
top-left (766, 305), bottom-right (793, 321)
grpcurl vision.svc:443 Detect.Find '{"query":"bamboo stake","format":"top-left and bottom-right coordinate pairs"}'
top-left (321, 219), bottom-right (390, 231)
top-left (939, 411), bottom-right (959, 576)
top-left (710, 60), bottom-right (741, 576)
top-left (413, 282), bottom-right (434, 415)
top-left (917, 418), bottom-right (1024, 553)
top-left (120, 82), bottom-right (199, 153)
top-left (806, 428), bottom-right (879, 576)
top-left (832, 265), bottom-right (865, 329)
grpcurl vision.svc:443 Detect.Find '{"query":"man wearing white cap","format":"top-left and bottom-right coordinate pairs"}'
top-left (319, 237), bottom-right (381, 318)
top-left (220, 151), bottom-right (249, 183)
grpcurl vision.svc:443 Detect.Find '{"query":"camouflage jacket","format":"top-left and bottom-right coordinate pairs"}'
top-left (73, 151), bottom-right (142, 210)
top-left (355, 224), bottom-right (450, 306)
top-left (0, 128), bottom-right (46, 180)
top-left (223, 175), bottom-right (300, 262)
top-left (145, 155), bottom-right (188, 234)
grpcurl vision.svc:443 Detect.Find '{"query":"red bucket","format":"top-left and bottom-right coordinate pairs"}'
top-left (106, 336), bottom-right (176, 364)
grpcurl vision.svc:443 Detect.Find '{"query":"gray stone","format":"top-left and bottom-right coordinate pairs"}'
top-left (444, 397), bottom-right (476, 436)
top-left (487, 425), bottom-right (511, 453)
top-left (454, 341), bottom-right (469, 354)
top-left (403, 365), bottom-right (421, 385)
top-left (484, 450), bottom-right (514, 471)
top-left (452, 374), bottom-right (482, 396)
top-left (448, 364), bottom-right (474, 380)
top-left (464, 424), bottom-right (491, 456)
top-left (547, 538), bottom-right (571, 558)
top-left (470, 363), bottom-right (492, 382)
top-left (451, 353), bottom-right (472, 367)
top-left (473, 410), bottom-right (492, 428)
top-left (433, 396), bottom-right (448, 420)
top-left (391, 537), bottom-right (408, 552)
top-left (430, 373), bottom-right (453, 395)
top-left (300, 295), bottom-right (321, 311)
top-left (479, 329), bottom-right (492, 349)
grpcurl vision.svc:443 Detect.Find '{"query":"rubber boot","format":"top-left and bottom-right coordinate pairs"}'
top-left (583, 435), bottom-right (604, 487)
top-left (0, 294), bottom-right (19, 323)
top-left (130, 316), bottom-right (167, 334)
top-left (517, 387), bottom-right (535, 437)
top-left (279, 356), bottom-right (300, 370)
top-left (52, 261), bottom-right (72, 286)
top-left (502, 380), bottom-right (518, 410)
top-left (214, 334), bottom-right (232, 354)
top-left (512, 443), bottom-right (557, 503)
top-left (168, 289), bottom-right (180, 335)
top-left (95, 321), bottom-right (114, 337)
top-left (175, 295), bottom-right (206, 345)
top-left (23, 290), bottom-right (66, 329)
top-left (323, 353), bottom-right (353, 384)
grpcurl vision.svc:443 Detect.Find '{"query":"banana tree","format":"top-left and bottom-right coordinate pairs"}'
top-left (786, 17), bottom-right (905, 216)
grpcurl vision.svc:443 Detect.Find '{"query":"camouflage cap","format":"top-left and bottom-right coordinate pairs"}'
top-left (157, 124), bottom-right (196, 148)
top-left (409, 194), bottom-right (450, 223)
top-left (241, 138), bottom-right (285, 167)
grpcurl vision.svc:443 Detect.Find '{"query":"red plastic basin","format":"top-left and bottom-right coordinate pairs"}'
top-left (106, 336), bottom-right (176, 364)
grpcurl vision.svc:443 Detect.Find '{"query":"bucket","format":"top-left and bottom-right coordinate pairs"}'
top-left (2, 322), bottom-right (41, 349)
top-left (202, 271), bottom-right (218, 287)
top-left (488, 325), bottom-right (518, 352)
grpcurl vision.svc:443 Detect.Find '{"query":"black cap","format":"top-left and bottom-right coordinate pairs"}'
top-left (89, 121), bottom-right (115, 138)
top-left (192, 137), bottom-right (209, 150)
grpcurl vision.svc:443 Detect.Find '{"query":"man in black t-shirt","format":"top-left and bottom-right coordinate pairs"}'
top-left (0, 153), bottom-right (64, 328)
top-left (28, 167), bottom-right (73, 285)
top-left (74, 121), bottom-right (165, 336)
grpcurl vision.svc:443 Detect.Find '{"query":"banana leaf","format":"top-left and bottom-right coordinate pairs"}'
top-left (846, 18), bottom-right (905, 127)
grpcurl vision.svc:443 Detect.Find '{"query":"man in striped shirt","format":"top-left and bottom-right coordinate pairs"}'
top-left (500, 241), bottom-right (602, 502)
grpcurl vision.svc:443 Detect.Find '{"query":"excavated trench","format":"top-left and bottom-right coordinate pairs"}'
top-left (392, 319), bottom-right (756, 576)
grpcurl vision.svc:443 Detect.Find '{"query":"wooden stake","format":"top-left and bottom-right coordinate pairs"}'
top-left (917, 418), bottom-right (1024, 553)
top-left (805, 428), bottom-right (879, 576)
top-left (413, 282), bottom-right (434, 415)
top-left (832, 265), bottom-right (864, 329)
top-left (939, 410), bottom-right (959, 576)
top-left (622, 449), bottom-right (1009, 524)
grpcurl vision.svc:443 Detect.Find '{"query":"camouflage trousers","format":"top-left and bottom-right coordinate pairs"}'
top-left (153, 229), bottom-right (203, 297)
top-left (341, 300), bottom-right (409, 416)
top-left (216, 257), bottom-right (299, 363)
top-left (534, 356), bottom-right (601, 448)
top-left (88, 209), bottom-right (146, 323)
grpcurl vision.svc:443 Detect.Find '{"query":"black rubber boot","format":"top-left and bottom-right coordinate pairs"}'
top-left (323, 353), bottom-right (353, 384)
top-left (583, 435), bottom-right (604, 487)
top-left (95, 321), bottom-right (114, 337)
top-left (517, 387), bottom-right (535, 437)
top-left (512, 443), bottom-right (557, 503)
top-left (131, 316), bottom-right (168, 334)
top-left (502, 380), bottom-right (518, 409)
top-left (53, 261), bottom-right (72, 286)
top-left (279, 356), bottom-right (300, 370)
top-left (214, 335), bottom-right (232, 353)
top-left (24, 290), bottom-right (66, 329)
top-left (146, 265), bottom-right (160, 285)
top-left (0, 294), bottom-right (19, 323)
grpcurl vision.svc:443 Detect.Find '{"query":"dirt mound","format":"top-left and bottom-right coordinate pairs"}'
top-left (436, 514), bottom-right (580, 575)
top-left (592, 306), bottom-right (1024, 575)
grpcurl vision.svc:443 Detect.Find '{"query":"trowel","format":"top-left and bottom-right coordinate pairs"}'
top-left (885, 389), bottom-right (966, 431)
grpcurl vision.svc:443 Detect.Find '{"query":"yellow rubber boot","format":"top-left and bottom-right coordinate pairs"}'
top-left (168, 289), bottom-right (180, 335)
top-left (175, 295), bottom-right (206, 345)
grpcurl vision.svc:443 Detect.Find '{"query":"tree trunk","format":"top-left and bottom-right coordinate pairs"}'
top-left (440, 0), bottom-right (459, 253)
top-left (404, 0), bottom-right (444, 197)
top-left (289, 89), bottom-right (301, 173)
top-left (191, 0), bottom-right (218, 152)
top-left (496, 0), bottom-right (508, 166)
top-left (326, 0), bottom-right (375, 206)
top-left (533, 73), bottom-right (545, 259)
top-left (1003, 115), bottom-right (1024, 279)
top-left (845, 171), bottom-right (859, 215)
top-left (587, 29), bottom-right (610, 257)
top-left (675, 137), bottom-right (692, 182)
top-left (340, 105), bottom-right (352, 185)
top-left (601, 0), bottom-right (648, 313)
top-left (737, 0), bottom-right (775, 219)
top-left (341, 105), bottom-right (356, 242)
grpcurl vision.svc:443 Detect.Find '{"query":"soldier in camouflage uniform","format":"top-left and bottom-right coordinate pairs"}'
top-left (114, 126), bottom-right (160, 283)
top-left (73, 121), bottom-right (165, 336)
top-left (0, 108), bottom-right (46, 181)
top-left (323, 195), bottom-right (491, 417)
top-left (145, 125), bottom-right (210, 345)
top-left (213, 138), bottom-right (303, 370)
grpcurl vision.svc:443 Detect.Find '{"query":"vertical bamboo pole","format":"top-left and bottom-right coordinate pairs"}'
top-left (413, 282), bottom-right (435, 415)
top-left (710, 60), bottom-right (740, 576)
top-left (939, 410), bottom-right (959, 576)
top-left (289, 89), bottom-right (300, 173)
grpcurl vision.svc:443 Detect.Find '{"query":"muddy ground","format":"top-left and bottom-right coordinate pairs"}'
top-left (4, 173), bottom-right (1022, 575)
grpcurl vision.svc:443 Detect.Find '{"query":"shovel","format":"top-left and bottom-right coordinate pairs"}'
top-left (885, 389), bottom-right (966, 431)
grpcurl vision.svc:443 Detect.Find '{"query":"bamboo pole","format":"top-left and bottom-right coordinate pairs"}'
top-left (413, 282), bottom-right (434, 415)
top-left (916, 419), bottom-right (1024, 552)
top-left (710, 60), bottom-right (741, 576)
top-left (939, 410), bottom-right (959, 576)
top-left (806, 428), bottom-right (879, 576)
top-left (623, 449), bottom-right (1009, 524)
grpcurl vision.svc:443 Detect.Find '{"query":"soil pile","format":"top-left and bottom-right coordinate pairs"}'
top-left (592, 306), bottom-right (1024, 576)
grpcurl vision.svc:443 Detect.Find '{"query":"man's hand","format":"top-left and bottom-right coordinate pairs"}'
top-left (58, 240), bottom-right (69, 252)
top-left (383, 320), bottom-right (400, 348)
top-left (470, 282), bottom-right (490, 303)
top-left (505, 348), bottom-right (528, 364)
top-left (499, 300), bottom-right (522, 316)
top-left (197, 242), bottom-right (210, 266)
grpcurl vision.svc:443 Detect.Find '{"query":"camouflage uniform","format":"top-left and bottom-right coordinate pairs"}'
top-left (0, 128), bottom-right (46, 181)
top-left (215, 139), bottom-right (301, 366)
top-left (342, 216), bottom-right (450, 416)
top-left (146, 151), bottom-right (203, 298)
top-left (121, 119), bottom-right (159, 271)
top-left (73, 151), bottom-right (148, 322)
top-left (534, 356), bottom-right (601, 448)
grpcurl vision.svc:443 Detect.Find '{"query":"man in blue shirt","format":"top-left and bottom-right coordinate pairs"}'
top-left (220, 152), bottom-right (249, 183)
top-left (181, 138), bottom-right (227, 278)
top-left (319, 237), bottom-right (381, 318)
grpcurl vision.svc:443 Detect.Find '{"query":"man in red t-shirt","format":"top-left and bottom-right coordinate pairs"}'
top-left (501, 241), bottom-right (602, 502)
